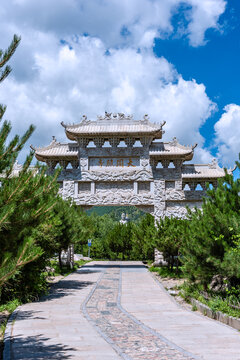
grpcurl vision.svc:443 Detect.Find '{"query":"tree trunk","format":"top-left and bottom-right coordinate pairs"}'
top-left (58, 251), bottom-right (62, 269)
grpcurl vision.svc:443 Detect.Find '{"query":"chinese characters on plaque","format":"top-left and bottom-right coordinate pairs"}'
top-left (89, 157), bottom-right (140, 168)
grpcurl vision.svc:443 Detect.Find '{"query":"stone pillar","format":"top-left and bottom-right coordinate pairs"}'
top-left (62, 181), bottom-right (75, 200)
top-left (153, 180), bottom-right (166, 265)
top-left (91, 182), bottom-right (95, 194)
top-left (153, 180), bottom-right (165, 223)
top-left (74, 181), bottom-right (78, 198)
top-left (150, 181), bottom-right (154, 194)
top-left (134, 181), bottom-right (138, 194)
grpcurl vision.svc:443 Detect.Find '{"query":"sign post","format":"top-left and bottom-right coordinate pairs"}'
top-left (88, 239), bottom-right (92, 258)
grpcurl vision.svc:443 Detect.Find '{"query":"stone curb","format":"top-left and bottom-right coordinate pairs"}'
top-left (191, 298), bottom-right (240, 331)
top-left (3, 306), bottom-right (21, 360)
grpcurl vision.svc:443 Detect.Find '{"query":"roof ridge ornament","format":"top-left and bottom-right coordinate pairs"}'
top-left (170, 137), bottom-right (178, 146)
top-left (81, 115), bottom-right (89, 124)
top-left (209, 158), bottom-right (218, 169)
top-left (97, 112), bottom-right (134, 121)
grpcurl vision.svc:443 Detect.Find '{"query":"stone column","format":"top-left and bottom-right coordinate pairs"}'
top-left (91, 182), bottom-right (95, 194)
top-left (153, 180), bottom-right (165, 223)
top-left (62, 181), bottom-right (75, 200)
top-left (153, 179), bottom-right (166, 265)
top-left (134, 181), bottom-right (138, 194)
top-left (74, 181), bottom-right (78, 198)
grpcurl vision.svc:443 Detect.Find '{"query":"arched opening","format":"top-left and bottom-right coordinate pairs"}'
top-left (168, 161), bottom-right (175, 168)
top-left (75, 205), bottom-right (155, 262)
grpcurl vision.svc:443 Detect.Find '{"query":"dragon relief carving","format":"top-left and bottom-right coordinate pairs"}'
top-left (75, 192), bottom-right (154, 206)
top-left (165, 201), bottom-right (202, 219)
top-left (97, 112), bottom-right (133, 121)
top-left (62, 181), bottom-right (75, 200)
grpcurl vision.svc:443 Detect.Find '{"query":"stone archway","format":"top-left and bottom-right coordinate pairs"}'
top-left (33, 112), bottom-right (228, 223)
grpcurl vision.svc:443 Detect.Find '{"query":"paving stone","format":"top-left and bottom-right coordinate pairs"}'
top-left (4, 261), bottom-right (240, 360)
top-left (85, 264), bottom-right (195, 360)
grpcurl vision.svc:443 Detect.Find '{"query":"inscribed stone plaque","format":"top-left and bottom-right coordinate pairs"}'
top-left (89, 157), bottom-right (140, 169)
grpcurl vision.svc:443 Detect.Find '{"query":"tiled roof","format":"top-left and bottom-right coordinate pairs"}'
top-left (182, 161), bottom-right (226, 179)
top-left (32, 138), bottom-right (78, 160)
top-left (61, 113), bottom-right (164, 140)
top-left (149, 138), bottom-right (195, 160)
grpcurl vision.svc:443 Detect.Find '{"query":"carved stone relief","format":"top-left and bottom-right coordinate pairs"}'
top-left (95, 181), bottom-right (134, 192)
top-left (165, 201), bottom-right (202, 219)
top-left (74, 192), bottom-right (154, 206)
top-left (62, 181), bottom-right (75, 200)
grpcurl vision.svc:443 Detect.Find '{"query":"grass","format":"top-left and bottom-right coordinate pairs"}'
top-left (179, 282), bottom-right (240, 318)
top-left (46, 259), bottom-right (89, 277)
top-left (0, 299), bottom-right (21, 360)
top-left (149, 265), bottom-right (184, 279)
top-left (0, 299), bottom-right (21, 313)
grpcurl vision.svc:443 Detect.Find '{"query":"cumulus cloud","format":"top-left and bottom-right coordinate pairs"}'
top-left (0, 0), bottom-right (227, 163)
top-left (1, 0), bottom-right (226, 49)
top-left (186, 0), bottom-right (227, 46)
top-left (0, 36), bottom-right (215, 164)
top-left (214, 104), bottom-right (240, 166)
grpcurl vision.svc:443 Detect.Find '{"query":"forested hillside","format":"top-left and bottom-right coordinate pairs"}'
top-left (86, 206), bottom-right (145, 222)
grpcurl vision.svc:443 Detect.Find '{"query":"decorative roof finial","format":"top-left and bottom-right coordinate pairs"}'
top-left (209, 158), bottom-right (218, 169)
top-left (118, 113), bottom-right (125, 119)
top-left (105, 111), bottom-right (112, 119)
top-left (161, 120), bottom-right (166, 128)
top-left (171, 137), bottom-right (178, 146)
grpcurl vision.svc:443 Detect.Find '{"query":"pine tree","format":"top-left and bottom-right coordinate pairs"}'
top-left (0, 35), bottom-right (59, 289)
top-left (181, 156), bottom-right (240, 287)
top-left (155, 216), bottom-right (186, 271)
top-left (132, 213), bottom-right (156, 260)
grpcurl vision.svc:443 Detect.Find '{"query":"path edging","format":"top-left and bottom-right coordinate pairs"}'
top-left (3, 306), bottom-right (20, 360)
top-left (191, 298), bottom-right (240, 331)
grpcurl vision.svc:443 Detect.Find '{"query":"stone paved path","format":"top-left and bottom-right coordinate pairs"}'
top-left (4, 261), bottom-right (240, 360)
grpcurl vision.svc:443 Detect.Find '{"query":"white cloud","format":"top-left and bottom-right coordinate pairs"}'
top-left (214, 104), bottom-right (240, 166)
top-left (186, 0), bottom-right (227, 46)
top-left (0, 36), bottom-right (215, 164)
top-left (0, 0), bottom-right (227, 163)
top-left (1, 0), bottom-right (226, 49)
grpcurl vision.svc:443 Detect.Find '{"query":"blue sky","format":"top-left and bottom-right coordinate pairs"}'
top-left (154, 0), bottom-right (240, 153)
top-left (0, 0), bottom-right (239, 168)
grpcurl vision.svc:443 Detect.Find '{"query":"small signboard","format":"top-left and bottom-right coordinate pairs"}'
top-left (88, 239), bottom-right (92, 247)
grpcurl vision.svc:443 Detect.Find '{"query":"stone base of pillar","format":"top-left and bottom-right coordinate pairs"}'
top-left (60, 245), bottom-right (74, 269)
top-left (153, 248), bottom-right (168, 267)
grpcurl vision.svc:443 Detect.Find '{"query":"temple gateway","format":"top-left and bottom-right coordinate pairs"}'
top-left (33, 112), bottom-right (229, 221)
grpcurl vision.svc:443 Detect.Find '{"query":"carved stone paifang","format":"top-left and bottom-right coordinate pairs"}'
top-left (33, 113), bottom-right (230, 222)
